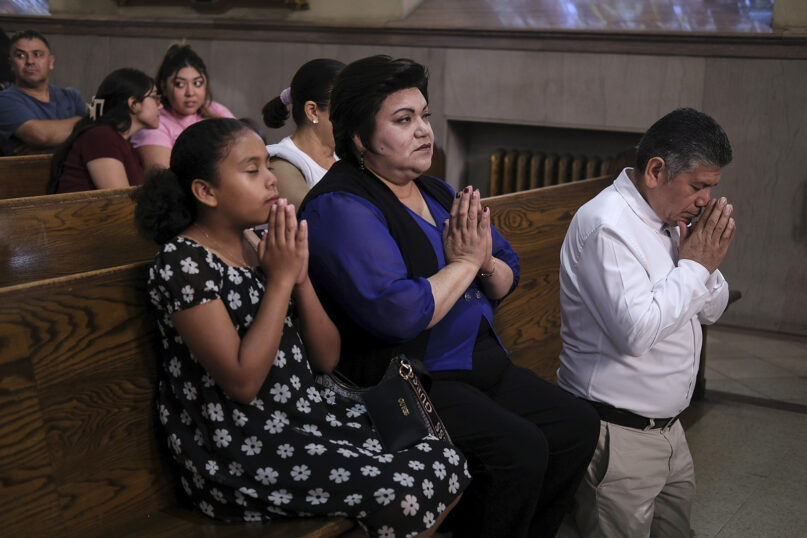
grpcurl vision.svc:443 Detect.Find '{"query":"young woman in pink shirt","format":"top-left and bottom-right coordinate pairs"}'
top-left (132, 42), bottom-right (234, 171)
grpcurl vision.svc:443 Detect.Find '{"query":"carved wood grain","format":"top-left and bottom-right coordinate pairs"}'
top-left (0, 154), bottom-right (52, 200)
top-left (0, 263), bottom-right (353, 537)
top-left (486, 176), bottom-right (611, 381)
top-left (0, 263), bottom-right (173, 536)
top-left (0, 176), bottom-right (610, 534)
top-left (0, 187), bottom-right (158, 287)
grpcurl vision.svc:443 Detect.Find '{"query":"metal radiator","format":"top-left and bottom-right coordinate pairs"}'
top-left (488, 150), bottom-right (615, 195)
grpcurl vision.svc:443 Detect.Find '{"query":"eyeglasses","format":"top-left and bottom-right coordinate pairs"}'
top-left (145, 93), bottom-right (162, 103)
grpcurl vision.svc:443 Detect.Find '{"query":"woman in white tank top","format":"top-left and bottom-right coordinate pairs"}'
top-left (263, 59), bottom-right (344, 207)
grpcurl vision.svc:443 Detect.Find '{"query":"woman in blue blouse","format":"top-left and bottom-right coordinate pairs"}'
top-left (300, 56), bottom-right (599, 538)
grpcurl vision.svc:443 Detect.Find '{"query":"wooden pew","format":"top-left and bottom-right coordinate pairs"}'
top-left (486, 175), bottom-right (612, 381)
top-left (0, 187), bottom-right (158, 287)
top-left (0, 262), bottom-right (354, 538)
top-left (0, 153), bottom-right (53, 200)
top-left (0, 176), bottom-right (612, 535)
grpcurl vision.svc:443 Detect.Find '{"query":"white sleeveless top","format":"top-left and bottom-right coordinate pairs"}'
top-left (266, 136), bottom-right (336, 188)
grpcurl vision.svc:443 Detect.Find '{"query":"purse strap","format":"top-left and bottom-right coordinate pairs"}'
top-left (395, 357), bottom-right (451, 443)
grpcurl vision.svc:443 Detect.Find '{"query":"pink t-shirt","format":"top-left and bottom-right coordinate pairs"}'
top-left (130, 101), bottom-right (234, 149)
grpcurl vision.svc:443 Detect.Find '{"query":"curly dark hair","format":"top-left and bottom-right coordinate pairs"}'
top-left (133, 118), bottom-right (250, 244)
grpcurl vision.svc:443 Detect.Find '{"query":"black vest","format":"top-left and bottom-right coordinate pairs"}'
top-left (300, 160), bottom-right (454, 386)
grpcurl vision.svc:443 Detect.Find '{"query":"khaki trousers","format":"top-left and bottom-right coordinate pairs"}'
top-left (572, 419), bottom-right (695, 538)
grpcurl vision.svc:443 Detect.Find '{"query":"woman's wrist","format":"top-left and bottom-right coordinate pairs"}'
top-left (479, 258), bottom-right (496, 278)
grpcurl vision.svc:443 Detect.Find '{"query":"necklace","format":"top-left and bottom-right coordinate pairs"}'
top-left (197, 225), bottom-right (247, 267)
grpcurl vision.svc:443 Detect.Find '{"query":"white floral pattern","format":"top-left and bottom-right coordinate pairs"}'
top-left (147, 237), bottom-right (470, 535)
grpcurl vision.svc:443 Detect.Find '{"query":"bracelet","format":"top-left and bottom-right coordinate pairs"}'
top-left (479, 258), bottom-right (496, 278)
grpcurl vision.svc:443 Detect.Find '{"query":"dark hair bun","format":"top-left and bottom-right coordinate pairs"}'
top-left (262, 96), bottom-right (290, 129)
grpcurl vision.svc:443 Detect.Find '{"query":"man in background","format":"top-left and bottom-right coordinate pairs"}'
top-left (0, 29), bottom-right (85, 155)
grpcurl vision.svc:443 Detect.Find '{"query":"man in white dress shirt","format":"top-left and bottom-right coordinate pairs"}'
top-left (558, 108), bottom-right (736, 537)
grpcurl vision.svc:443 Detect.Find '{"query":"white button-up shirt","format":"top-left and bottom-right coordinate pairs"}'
top-left (557, 169), bottom-right (729, 418)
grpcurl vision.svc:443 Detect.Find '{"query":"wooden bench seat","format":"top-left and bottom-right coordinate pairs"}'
top-left (0, 263), bottom-right (353, 537)
top-left (0, 187), bottom-right (158, 287)
top-left (0, 153), bottom-right (52, 200)
top-left (108, 509), bottom-right (354, 537)
top-left (0, 176), bottom-right (613, 535)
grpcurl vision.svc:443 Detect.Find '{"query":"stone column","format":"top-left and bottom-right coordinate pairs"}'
top-left (773, 0), bottom-right (807, 33)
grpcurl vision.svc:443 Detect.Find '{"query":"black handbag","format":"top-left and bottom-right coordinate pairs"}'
top-left (316, 355), bottom-right (452, 452)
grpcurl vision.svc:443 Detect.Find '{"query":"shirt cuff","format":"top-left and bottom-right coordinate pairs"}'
top-left (678, 258), bottom-right (711, 283)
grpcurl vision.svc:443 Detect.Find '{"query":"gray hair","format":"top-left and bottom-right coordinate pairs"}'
top-left (635, 108), bottom-right (732, 182)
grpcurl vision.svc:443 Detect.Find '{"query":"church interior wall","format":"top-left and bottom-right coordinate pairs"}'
top-left (17, 26), bottom-right (807, 337)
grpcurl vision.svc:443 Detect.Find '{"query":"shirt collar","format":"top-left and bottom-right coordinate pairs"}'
top-left (613, 167), bottom-right (667, 233)
top-left (166, 107), bottom-right (201, 127)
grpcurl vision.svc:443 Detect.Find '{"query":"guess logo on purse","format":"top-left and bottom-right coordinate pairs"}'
top-left (398, 398), bottom-right (410, 416)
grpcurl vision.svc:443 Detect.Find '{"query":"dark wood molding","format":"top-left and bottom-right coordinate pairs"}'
top-left (2, 14), bottom-right (807, 59)
top-left (116, 0), bottom-right (308, 14)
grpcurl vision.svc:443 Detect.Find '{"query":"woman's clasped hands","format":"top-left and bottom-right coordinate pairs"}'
top-left (442, 186), bottom-right (492, 272)
top-left (258, 198), bottom-right (309, 287)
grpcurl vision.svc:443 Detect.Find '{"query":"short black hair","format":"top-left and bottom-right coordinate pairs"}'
top-left (636, 107), bottom-right (732, 181)
top-left (9, 29), bottom-right (51, 53)
top-left (330, 55), bottom-right (429, 166)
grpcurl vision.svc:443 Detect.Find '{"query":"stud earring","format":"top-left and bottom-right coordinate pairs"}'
top-left (312, 117), bottom-right (319, 124)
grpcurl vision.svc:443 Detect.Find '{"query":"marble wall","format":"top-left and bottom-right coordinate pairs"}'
top-left (39, 32), bottom-right (807, 336)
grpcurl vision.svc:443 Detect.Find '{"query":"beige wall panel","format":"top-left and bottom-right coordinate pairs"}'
top-left (46, 34), bottom-right (110, 100)
top-left (207, 41), bottom-right (446, 145)
top-left (703, 57), bottom-right (807, 335)
top-left (443, 49), bottom-right (564, 127)
top-left (28, 31), bottom-right (448, 156)
top-left (29, 29), bottom-right (805, 334)
top-left (107, 36), bottom-right (179, 79)
top-left (443, 49), bottom-right (705, 132)
top-left (41, 35), bottom-right (217, 103)
top-left (773, 0), bottom-right (807, 30)
top-left (599, 54), bottom-right (706, 129)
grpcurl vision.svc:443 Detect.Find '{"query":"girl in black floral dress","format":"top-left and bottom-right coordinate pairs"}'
top-left (134, 118), bottom-right (469, 537)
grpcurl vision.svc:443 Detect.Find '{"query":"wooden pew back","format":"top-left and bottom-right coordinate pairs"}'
top-left (0, 177), bottom-right (609, 535)
top-left (486, 176), bottom-right (611, 381)
top-left (0, 153), bottom-right (53, 199)
top-left (0, 187), bottom-right (158, 287)
top-left (0, 262), bottom-right (170, 536)
top-left (0, 263), bottom-right (354, 537)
